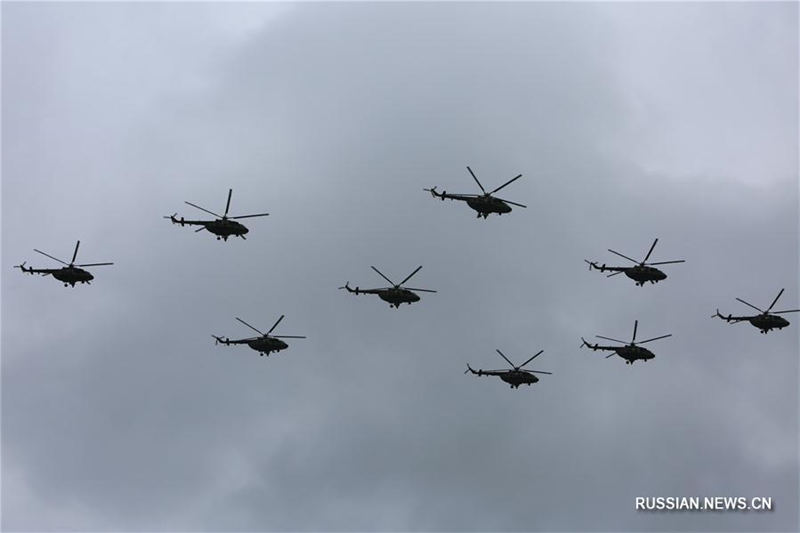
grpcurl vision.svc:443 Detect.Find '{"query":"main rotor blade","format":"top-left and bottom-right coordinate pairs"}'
top-left (526, 370), bottom-right (552, 375)
top-left (607, 249), bottom-right (639, 264)
top-left (489, 174), bottom-right (522, 194)
top-left (224, 188), bottom-right (232, 217)
top-left (230, 213), bottom-right (270, 219)
top-left (519, 350), bottom-right (544, 368)
top-left (495, 197), bottom-right (527, 208)
top-left (774, 309), bottom-right (800, 314)
top-left (466, 166), bottom-right (486, 194)
top-left (185, 201), bottom-right (222, 218)
top-left (195, 226), bottom-right (206, 232)
top-left (71, 240), bottom-right (80, 264)
top-left (642, 238), bottom-right (658, 263)
top-left (766, 288), bottom-right (785, 313)
top-left (647, 260), bottom-right (686, 266)
top-left (735, 297), bottom-right (764, 313)
top-left (399, 265), bottom-right (423, 286)
top-left (607, 271), bottom-right (623, 277)
top-left (632, 320), bottom-right (638, 343)
top-left (596, 335), bottom-right (626, 344)
top-left (370, 266), bottom-right (395, 286)
top-left (235, 317), bottom-right (265, 336)
top-left (77, 262), bottom-right (114, 267)
top-left (405, 287), bottom-right (437, 293)
top-left (33, 249), bottom-right (69, 266)
top-left (495, 349), bottom-right (516, 368)
top-left (637, 333), bottom-right (672, 345)
top-left (267, 314), bottom-right (285, 335)
top-left (272, 335), bottom-right (306, 339)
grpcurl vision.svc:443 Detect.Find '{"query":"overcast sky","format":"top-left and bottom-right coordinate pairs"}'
top-left (2, 2), bottom-right (798, 531)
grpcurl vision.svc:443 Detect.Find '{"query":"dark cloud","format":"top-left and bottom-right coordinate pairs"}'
top-left (3, 2), bottom-right (797, 531)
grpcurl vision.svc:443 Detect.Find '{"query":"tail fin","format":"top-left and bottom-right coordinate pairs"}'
top-left (338, 283), bottom-right (359, 295)
top-left (212, 335), bottom-right (229, 345)
top-left (712, 309), bottom-right (733, 322)
top-left (14, 262), bottom-right (32, 275)
top-left (580, 337), bottom-right (593, 349)
top-left (163, 214), bottom-right (186, 226)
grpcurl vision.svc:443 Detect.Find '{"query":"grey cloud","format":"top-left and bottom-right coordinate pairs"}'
top-left (2, 2), bottom-right (797, 532)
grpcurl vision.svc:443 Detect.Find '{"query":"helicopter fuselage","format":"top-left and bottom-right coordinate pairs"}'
top-left (749, 314), bottom-right (790, 333)
top-left (378, 288), bottom-right (421, 308)
top-left (500, 370), bottom-right (538, 388)
top-left (466, 195), bottom-right (512, 217)
top-left (52, 267), bottom-right (94, 286)
top-left (624, 265), bottom-right (667, 285)
top-left (614, 345), bottom-right (655, 364)
top-left (247, 336), bottom-right (288, 356)
top-left (205, 219), bottom-right (249, 239)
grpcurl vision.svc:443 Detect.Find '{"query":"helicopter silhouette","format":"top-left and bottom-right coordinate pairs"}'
top-left (713, 288), bottom-right (799, 334)
top-left (213, 315), bottom-right (305, 356)
top-left (581, 320), bottom-right (671, 364)
top-left (165, 188), bottom-right (269, 241)
top-left (15, 240), bottom-right (113, 287)
top-left (425, 166), bottom-right (527, 219)
top-left (465, 349), bottom-right (551, 388)
top-left (585, 238), bottom-right (685, 286)
top-left (339, 266), bottom-right (436, 308)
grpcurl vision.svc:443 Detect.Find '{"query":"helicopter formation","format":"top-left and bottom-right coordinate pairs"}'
top-left (15, 170), bottom-right (796, 388)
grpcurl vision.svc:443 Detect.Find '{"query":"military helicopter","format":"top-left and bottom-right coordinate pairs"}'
top-left (465, 349), bottom-right (551, 389)
top-left (339, 266), bottom-right (436, 308)
top-left (581, 320), bottom-right (670, 365)
top-left (424, 166), bottom-right (527, 219)
top-left (212, 315), bottom-right (305, 356)
top-left (165, 188), bottom-right (269, 241)
top-left (713, 288), bottom-right (799, 334)
top-left (585, 238), bottom-right (685, 286)
top-left (15, 240), bottom-right (113, 287)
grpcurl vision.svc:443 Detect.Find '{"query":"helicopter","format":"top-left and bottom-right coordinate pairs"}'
top-left (165, 188), bottom-right (269, 241)
top-left (339, 265), bottom-right (436, 308)
top-left (713, 288), bottom-right (799, 334)
top-left (424, 166), bottom-right (527, 219)
top-left (15, 240), bottom-right (113, 287)
top-left (581, 320), bottom-right (670, 365)
top-left (585, 238), bottom-right (685, 286)
top-left (212, 315), bottom-right (305, 356)
top-left (465, 349), bottom-right (551, 389)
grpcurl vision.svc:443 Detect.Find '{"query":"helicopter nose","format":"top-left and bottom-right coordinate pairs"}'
top-left (87, 272), bottom-right (94, 280)
top-left (242, 227), bottom-right (249, 234)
